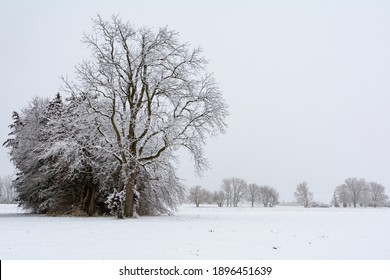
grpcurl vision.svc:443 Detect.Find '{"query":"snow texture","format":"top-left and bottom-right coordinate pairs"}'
top-left (1, 204), bottom-right (389, 259)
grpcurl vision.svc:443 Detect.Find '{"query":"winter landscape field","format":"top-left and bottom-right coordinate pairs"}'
top-left (1, 203), bottom-right (389, 260)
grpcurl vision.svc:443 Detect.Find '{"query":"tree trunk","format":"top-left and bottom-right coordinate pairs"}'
top-left (87, 186), bottom-right (97, 216)
top-left (124, 171), bottom-right (136, 217)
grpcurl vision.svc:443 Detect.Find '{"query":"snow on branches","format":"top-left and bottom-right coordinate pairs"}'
top-left (4, 15), bottom-right (227, 218)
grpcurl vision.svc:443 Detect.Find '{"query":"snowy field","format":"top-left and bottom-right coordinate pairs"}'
top-left (1, 204), bottom-right (390, 260)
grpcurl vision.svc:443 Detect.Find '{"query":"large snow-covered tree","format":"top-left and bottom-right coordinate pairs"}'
top-left (3, 97), bottom-right (51, 212)
top-left (35, 93), bottom-right (107, 215)
top-left (62, 15), bottom-right (228, 217)
top-left (4, 93), bottom-right (188, 216)
top-left (3, 95), bottom-right (105, 214)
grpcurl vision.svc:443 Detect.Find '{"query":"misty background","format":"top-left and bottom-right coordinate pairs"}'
top-left (1, 0), bottom-right (390, 203)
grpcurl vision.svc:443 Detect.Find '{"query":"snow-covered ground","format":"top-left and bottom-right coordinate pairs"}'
top-left (1, 204), bottom-right (389, 259)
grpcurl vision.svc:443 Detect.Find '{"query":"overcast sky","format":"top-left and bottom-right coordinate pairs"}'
top-left (1, 0), bottom-right (390, 202)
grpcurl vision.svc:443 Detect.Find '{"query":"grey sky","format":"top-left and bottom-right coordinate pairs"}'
top-left (1, 0), bottom-right (390, 202)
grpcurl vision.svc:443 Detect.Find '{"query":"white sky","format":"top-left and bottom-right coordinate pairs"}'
top-left (1, 0), bottom-right (390, 202)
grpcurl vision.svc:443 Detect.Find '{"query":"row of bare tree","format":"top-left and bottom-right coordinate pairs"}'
top-left (188, 177), bottom-right (280, 207)
top-left (332, 178), bottom-right (389, 208)
top-left (293, 179), bottom-right (389, 208)
top-left (189, 178), bottom-right (389, 208)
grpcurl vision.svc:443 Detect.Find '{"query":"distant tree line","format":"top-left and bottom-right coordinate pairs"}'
top-left (187, 177), bottom-right (280, 207)
top-left (293, 179), bottom-right (389, 208)
top-left (188, 178), bottom-right (389, 209)
top-left (332, 178), bottom-right (389, 208)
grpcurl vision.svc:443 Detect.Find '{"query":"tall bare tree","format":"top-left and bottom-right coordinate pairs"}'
top-left (63, 15), bottom-right (228, 217)
top-left (247, 183), bottom-right (260, 207)
top-left (223, 180), bottom-right (233, 207)
top-left (213, 190), bottom-right (225, 207)
top-left (222, 178), bottom-right (247, 207)
top-left (267, 187), bottom-right (280, 207)
top-left (368, 182), bottom-right (388, 207)
top-left (342, 178), bottom-right (367, 208)
top-left (188, 186), bottom-right (212, 207)
top-left (294, 181), bottom-right (313, 208)
top-left (335, 184), bottom-right (350, 207)
top-left (259, 185), bottom-right (280, 207)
